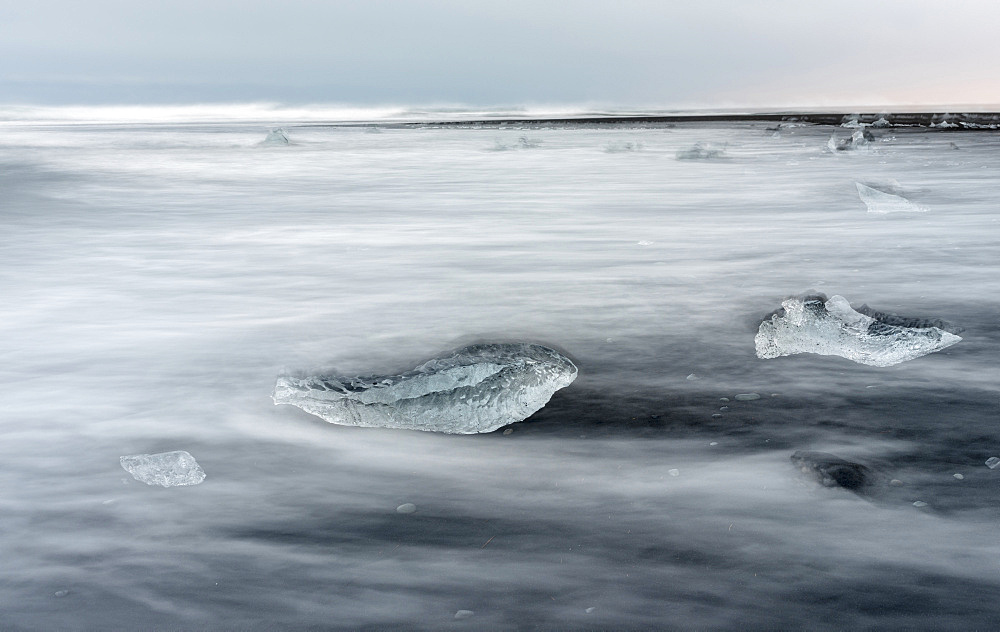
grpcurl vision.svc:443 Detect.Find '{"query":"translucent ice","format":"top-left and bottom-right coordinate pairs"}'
top-left (273, 343), bottom-right (578, 434)
top-left (261, 128), bottom-right (290, 146)
top-left (605, 141), bottom-right (643, 152)
top-left (120, 451), bottom-right (206, 487)
top-left (755, 294), bottom-right (961, 367)
top-left (856, 182), bottom-right (926, 214)
top-left (676, 142), bottom-right (725, 160)
top-left (827, 128), bottom-right (873, 152)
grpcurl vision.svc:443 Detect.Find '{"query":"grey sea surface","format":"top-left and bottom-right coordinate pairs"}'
top-left (1, 114), bottom-right (999, 630)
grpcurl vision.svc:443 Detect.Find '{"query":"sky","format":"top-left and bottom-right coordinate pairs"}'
top-left (2, 0), bottom-right (1000, 109)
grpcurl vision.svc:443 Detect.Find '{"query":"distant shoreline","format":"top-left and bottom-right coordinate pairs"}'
top-left (300, 112), bottom-right (1000, 130)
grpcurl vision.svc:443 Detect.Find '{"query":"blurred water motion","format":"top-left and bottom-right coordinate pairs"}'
top-left (1, 116), bottom-right (999, 630)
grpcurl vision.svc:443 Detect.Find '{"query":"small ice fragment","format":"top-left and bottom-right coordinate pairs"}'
top-left (719, 397), bottom-right (730, 402)
top-left (711, 413), bottom-right (723, 418)
top-left (856, 182), bottom-right (926, 214)
top-left (709, 441), bottom-right (719, 446)
top-left (261, 128), bottom-right (289, 146)
top-left (396, 503), bottom-right (417, 514)
top-left (668, 469), bottom-right (680, 477)
top-left (986, 457), bottom-right (1000, 469)
top-left (502, 428), bottom-right (513, 435)
top-left (686, 373), bottom-right (698, 381)
top-left (605, 141), bottom-right (642, 152)
top-left (676, 142), bottom-right (725, 160)
top-left (119, 451), bottom-right (205, 487)
top-left (637, 240), bottom-right (654, 246)
top-left (734, 393), bottom-right (761, 401)
top-left (454, 610), bottom-right (474, 620)
top-left (912, 501), bottom-right (928, 508)
top-left (54, 590), bottom-right (69, 597)
top-left (890, 479), bottom-right (904, 486)
top-left (273, 343), bottom-right (577, 434)
top-left (953, 473), bottom-right (965, 480)
top-left (755, 294), bottom-right (961, 367)
top-left (828, 129), bottom-right (872, 151)
top-left (871, 116), bottom-right (891, 128)
top-left (866, 385), bottom-right (879, 389)
top-left (585, 607), bottom-right (596, 614)
top-left (719, 406), bottom-right (729, 412)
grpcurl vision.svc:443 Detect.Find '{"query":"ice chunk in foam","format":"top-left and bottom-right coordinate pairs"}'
top-left (676, 142), bottom-right (725, 160)
top-left (120, 451), bottom-right (206, 487)
top-left (856, 182), bottom-right (926, 214)
top-left (755, 294), bottom-right (961, 367)
top-left (273, 343), bottom-right (578, 434)
top-left (261, 128), bottom-right (290, 146)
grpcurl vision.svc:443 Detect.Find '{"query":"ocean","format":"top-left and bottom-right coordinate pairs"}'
top-left (2, 106), bottom-right (998, 630)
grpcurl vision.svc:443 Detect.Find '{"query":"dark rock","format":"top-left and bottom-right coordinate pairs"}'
top-left (791, 451), bottom-right (872, 492)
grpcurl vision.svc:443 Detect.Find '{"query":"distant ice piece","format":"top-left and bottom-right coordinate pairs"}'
top-left (755, 294), bottom-right (961, 367)
top-left (273, 343), bottom-right (578, 434)
top-left (605, 141), bottom-right (643, 153)
top-left (856, 182), bottom-right (926, 214)
top-left (791, 451), bottom-right (872, 492)
top-left (488, 136), bottom-right (540, 151)
top-left (261, 128), bottom-right (290, 146)
top-left (828, 128), bottom-right (874, 152)
top-left (676, 142), bottom-right (725, 160)
top-left (120, 451), bottom-right (206, 487)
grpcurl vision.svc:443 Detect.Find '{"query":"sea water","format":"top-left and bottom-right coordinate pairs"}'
top-left (1, 109), bottom-right (999, 629)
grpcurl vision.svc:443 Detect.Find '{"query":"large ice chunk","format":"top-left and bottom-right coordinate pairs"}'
top-left (755, 294), bottom-right (961, 367)
top-left (273, 343), bottom-right (578, 434)
top-left (120, 451), bottom-right (206, 487)
top-left (856, 182), bottom-right (926, 214)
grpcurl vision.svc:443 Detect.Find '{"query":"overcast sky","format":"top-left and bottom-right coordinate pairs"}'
top-left (3, 0), bottom-right (999, 108)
